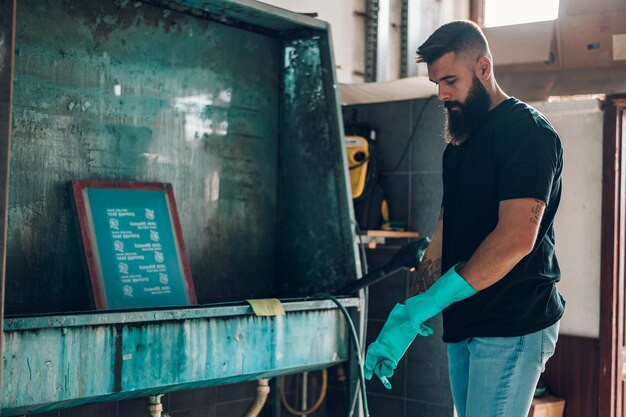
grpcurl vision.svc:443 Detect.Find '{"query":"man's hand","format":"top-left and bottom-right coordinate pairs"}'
top-left (364, 304), bottom-right (433, 389)
top-left (410, 208), bottom-right (443, 296)
top-left (365, 262), bottom-right (477, 389)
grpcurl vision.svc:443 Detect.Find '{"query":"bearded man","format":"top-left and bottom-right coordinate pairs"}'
top-left (364, 20), bottom-right (565, 417)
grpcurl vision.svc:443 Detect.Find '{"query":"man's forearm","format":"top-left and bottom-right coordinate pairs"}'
top-left (459, 227), bottom-right (533, 291)
top-left (459, 199), bottom-right (545, 291)
top-left (409, 241), bottom-right (441, 296)
top-left (409, 209), bottom-right (444, 295)
top-left (410, 252), bottom-right (442, 295)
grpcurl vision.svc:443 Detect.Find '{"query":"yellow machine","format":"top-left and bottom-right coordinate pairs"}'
top-left (345, 134), bottom-right (398, 230)
top-left (345, 135), bottom-right (370, 199)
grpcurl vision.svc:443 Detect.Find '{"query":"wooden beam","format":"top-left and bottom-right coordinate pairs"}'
top-left (598, 95), bottom-right (626, 417)
top-left (469, 0), bottom-right (484, 26)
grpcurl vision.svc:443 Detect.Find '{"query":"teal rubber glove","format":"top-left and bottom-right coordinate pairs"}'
top-left (404, 262), bottom-right (477, 330)
top-left (364, 304), bottom-right (434, 389)
top-left (364, 262), bottom-right (476, 389)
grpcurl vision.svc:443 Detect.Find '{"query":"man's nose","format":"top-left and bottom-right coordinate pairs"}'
top-left (438, 86), bottom-right (450, 102)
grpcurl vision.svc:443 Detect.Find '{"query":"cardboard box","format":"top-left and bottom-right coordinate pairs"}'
top-left (558, 12), bottom-right (626, 69)
top-left (528, 395), bottom-right (565, 417)
top-left (484, 21), bottom-right (556, 66)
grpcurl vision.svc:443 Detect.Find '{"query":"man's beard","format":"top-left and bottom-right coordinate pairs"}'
top-left (443, 76), bottom-right (491, 145)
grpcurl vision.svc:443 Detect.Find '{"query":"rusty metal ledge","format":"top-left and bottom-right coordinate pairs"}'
top-left (2, 297), bottom-right (359, 416)
top-left (3, 297), bottom-right (360, 331)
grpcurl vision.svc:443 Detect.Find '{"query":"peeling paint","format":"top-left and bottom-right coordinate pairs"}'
top-left (278, 38), bottom-right (356, 295)
top-left (1, 306), bottom-right (350, 416)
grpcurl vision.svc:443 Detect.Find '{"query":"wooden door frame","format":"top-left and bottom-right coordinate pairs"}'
top-left (469, 0), bottom-right (484, 26)
top-left (599, 94), bottom-right (626, 417)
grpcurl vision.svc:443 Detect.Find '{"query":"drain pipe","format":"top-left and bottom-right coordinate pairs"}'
top-left (244, 379), bottom-right (271, 417)
top-left (145, 379), bottom-right (269, 417)
top-left (147, 394), bottom-right (169, 417)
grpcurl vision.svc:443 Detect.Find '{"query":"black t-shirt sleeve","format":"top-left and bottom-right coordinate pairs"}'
top-left (495, 123), bottom-right (561, 204)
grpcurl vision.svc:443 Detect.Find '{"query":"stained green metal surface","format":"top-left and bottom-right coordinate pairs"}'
top-left (3, 0), bottom-right (362, 414)
top-left (150, 0), bottom-right (329, 32)
top-left (2, 299), bottom-right (356, 416)
top-left (8, 0), bottom-right (283, 314)
top-left (7, 0), bottom-right (357, 315)
top-left (278, 37), bottom-right (357, 295)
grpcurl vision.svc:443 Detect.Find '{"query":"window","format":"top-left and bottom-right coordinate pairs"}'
top-left (481, 0), bottom-right (560, 28)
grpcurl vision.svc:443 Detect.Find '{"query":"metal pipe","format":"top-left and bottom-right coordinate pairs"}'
top-left (301, 372), bottom-right (308, 417)
top-left (279, 370), bottom-right (328, 416)
top-left (147, 394), bottom-right (169, 417)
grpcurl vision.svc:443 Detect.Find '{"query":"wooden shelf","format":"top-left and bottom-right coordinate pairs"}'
top-left (357, 230), bottom-right (420, 249)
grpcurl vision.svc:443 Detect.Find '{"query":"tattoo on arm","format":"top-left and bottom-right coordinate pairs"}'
top-left (409, 257), bottom-right (442, 295)
top-left (530, 199), bottom-right (545, 225)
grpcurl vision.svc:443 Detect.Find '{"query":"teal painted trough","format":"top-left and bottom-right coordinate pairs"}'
top-left (2, 299), bottom-right (358, 415)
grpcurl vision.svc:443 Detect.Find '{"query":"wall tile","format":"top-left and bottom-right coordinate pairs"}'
top-left (59, 401), bottom-right (116, 417)
top-left (379, 173), bottom-right (411, 225)
top-left (342, 105), bottom-right (369, 126)
top-left (409, 98), bottom-right (447, 175)
top-left (118, 396), bottom-right (149, 417)
top-left (26, 410), bottom-right (60, 417)
top-left (216, 398), bottom-right (258, 417)
top-left (169, 386), bottom-right (217, 412)
top-left (406, 357), bottom-right (453, 405)
top-left (406, 398), bottom-right (454, 417)
top-left (345, 101), bottom-right (414, 174)
top-left (367, 269), bottom-right (409, 321)
top-left (216, 380), bottom-right (257, 403)
top-left (168, 405), bottom-right (215, 417)
top-left (364, 244), bottom-right (410, 320)
top-left (366, 393), bottom-right (405, 417)
top-left (408, 173), bottom-right (443, 236)
top-left (322, 386), bottom-right (348, 417)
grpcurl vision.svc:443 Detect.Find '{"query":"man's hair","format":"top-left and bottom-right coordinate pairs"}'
top-left (416, 20), bottom-right (491, 64)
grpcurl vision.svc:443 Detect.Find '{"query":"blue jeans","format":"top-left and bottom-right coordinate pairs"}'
top-left (447, 321), bottom-right (560, 417)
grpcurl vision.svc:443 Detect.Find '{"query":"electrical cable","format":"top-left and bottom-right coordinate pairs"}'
top-left (281, 192), bottom-right (378, 416)
top-left (344, 218), bottom-right (370, 417)
top-left (349, 155), bottom-right (370, 170)
top-left (317, 293), bottom-right (370, 417)
top-left (389, 95), bottom-right (436, 174)
top-left (352, 220), bottom-right (369, 364)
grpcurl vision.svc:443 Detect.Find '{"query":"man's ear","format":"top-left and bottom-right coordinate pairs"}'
top-left (475, 56), bottom-right (492, 80)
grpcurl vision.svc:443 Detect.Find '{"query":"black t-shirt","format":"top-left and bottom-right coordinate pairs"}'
top-left (441, 97), bottom-right (565, 343)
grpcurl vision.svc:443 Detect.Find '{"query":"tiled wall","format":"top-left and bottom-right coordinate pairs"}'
top-left (29, 375), bottom-right (345, 417)
top-left (343, 97), bottom-right (453, 417)
top-left (29, 381), bottom-right (261, 417)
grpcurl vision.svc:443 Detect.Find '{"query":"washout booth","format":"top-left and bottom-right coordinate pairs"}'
top-left (0, 0), bottom-right (365, 415)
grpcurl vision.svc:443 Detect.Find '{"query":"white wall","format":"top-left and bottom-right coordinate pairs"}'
top-left (260, 0), bottom-right (366, 84)
top-left (259, 0), bottom-right (468, 83)
top-left (531, 99), bottom-right (603, 338)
